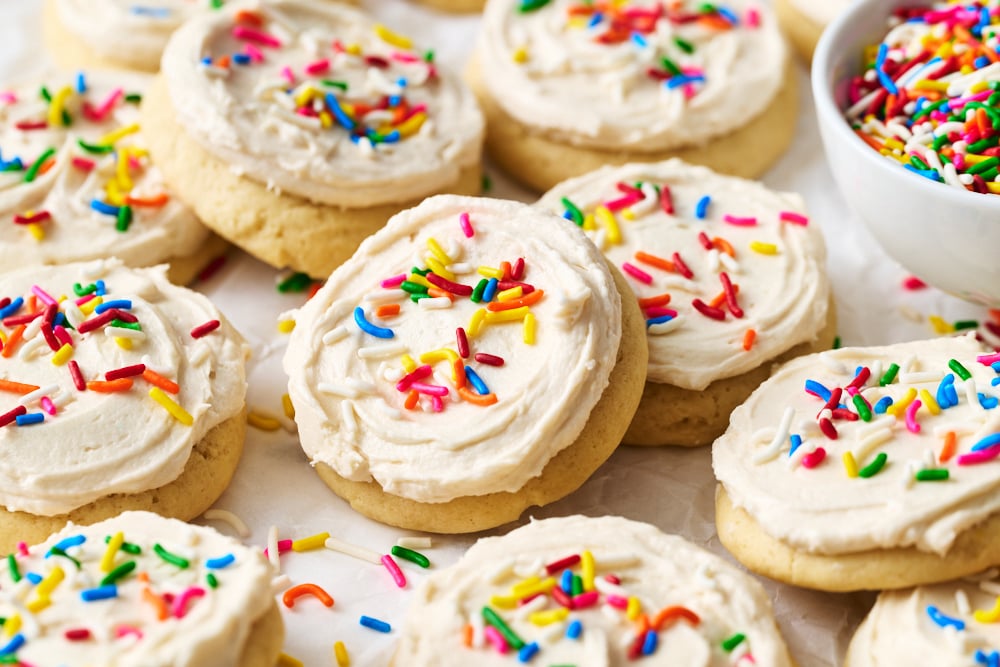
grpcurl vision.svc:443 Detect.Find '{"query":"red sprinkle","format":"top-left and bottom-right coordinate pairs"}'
top-left (671, 252), bottom-right (693, 279)
top-left (426, 273), bottom-right (473, 297)
top-left (551, 587), bottom-right (574, 609)
top-left (801, 447), bottom-right (827, 469)
top-left (0, 405), bottom-right (27, 427)
top-left (190, 320), bottom-right (221, 339)
top-left (474, 353), bottom-right (504, 366)
top-left (64, 628), bottom-right (91, 641)
top-left (691, 298), bottom-right (726, 321)
top-left (198, 255), bottom-right (227, 283)
top-left (456, 328), bottom-right (469, 359)
top-left (902, 276), bottom-right (927, 290)
top-left (105, 364), bottom-right (146, 381)
top-left (660, 185), bottom-right (674, 214)
top-left (511, 257), bottom-right (525, 281)
top-left (544, 554), bottom-right (581, 575)
top-left (819, 418), bottom-right (839, 440)
top-left (68, 361), bottom-right (86, 391)
top-left (719, 272), bottom-right (743, 319)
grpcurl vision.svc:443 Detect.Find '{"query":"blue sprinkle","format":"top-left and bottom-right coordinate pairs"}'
top-left (354, 306), bottom-right (394, 339)
top-left (566, 619), bottom-right (582, 639)
top-left (873, 396), bottom-right (893, 414)
top-left (666, 74), bottom-right (706, 89)
top-left (95, 280), bottom-right (106, 296)
top-left (75, 72), bottom-right (87, 94)
top-left (359, 615), bottom-right (391, 633)
top-left (16, 413), bottom-right (44, 426)
top-left (946, 383), bottom-right (959, 407)
top-left (588, 12), bottom-right (603, 27)
top-left (979, 393), bottom-right (999, 409)
top-left (804, 379), bottom-right (832, 402)
top-left (715, 6), bottom-right (739, 24)
top-left (381, 130), bottom-right (401, 144)
top-left (976, 55), bottom-right (991, 69)
top-left (201, 56), bottom-right (214, 66)
top-left (206, 553), bottom-right (236, 569)
top-left (631, 32), bottom-right (648, 48)
top-left (695, 195), bottom-right (711, 219)
top-left (0, 296), bottom-right (24, 318)
top-left (49, 535), bottom-right (86, 554)
top-left (518, 641), bottom-right (540, 662)
top-left (131, 5), bottom-right (172, 17)
top-left (563, 211), bottom-right (574, 221)
top-left (0, 633), bottom-right (25, 655)
top-left (993, 378), bottom-right (1000, 387)
top-left (976, 649), bottom-right (1000, 667)
top-left (232, 53), bottom-right (251, 65)
top-left (875, 43), bottom-right (899, 95)
top-left (937, 373), bottom-right (956, 409)
top-left (25, 572), bottom-right (42, 584)
top-left (464, 366), bottom-right (490, 396)
top-left (972, 433), bottom-right (1000, 452)
top-left (80, 585), bottom-right (118, 602)
top-left (325, 93), bottom-right (356, 131)
top-left (903, 164), bottom-right (942, 181)
top-left (481, 278), bottom-right (499, 303)
top-left (95, 299), bottom-right (132, 314)
top-left (991, 361), bottom-right (1000, 373)
top-left (560, 569), bottom-right (573, 594)
top-left (642, 629), bottom-right (658, 655)
top-left (646, 315), bottom-right (674, 327)
top-left (789, 434), bottom-right (803, 457)
top-left (54, 312), bottom-right (67, 329)
top-left (90, 199), bottom-right (120, 217)
top-left (388, 94), bottom-right (402, 107)
top-left (396, 77), bottom-right (408, 88)
top-left (927, 605), bottom-right (965, 631)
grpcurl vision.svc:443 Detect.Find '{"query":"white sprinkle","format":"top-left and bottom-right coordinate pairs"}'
top-left (202, 509), bottom-right (251, 538)
top-left (418, 297), bottom-right (452, 310)
top-left (22, 316), bottom-right (43, 341)
top-left (899, 371), bottom-right (944, 384)
top-left (819, 351), bottom-right (849, 375)
top-left (50, 392), bottom-right (74, 408)
top-left (318, 382), bottom-right (358, 398)
top-left (323, 326), bottom-right (348, 345)
top-left (266, 526), bottom-right (280, 569)
top-left (62, 303), bottom-right (85, 329)
top-left (324, 537), bottom-right (381, 564)
top-left (104, 326), bottom-right (146, 341)
top-left (270, 574), bottom-right (292, 595)
top-left (189, 343), bottom-right (210, 366)
top-left (447, 262), bottom-right (472, 275)
top-left (396, 536), bottom-right (433, 549)
top-left (514, 595), bottom-right (548, 620)
top-left (852, 428), bottom-right (893, 463)
top-left (956, 589), bottom-right (972, 616)
top-left (787, 441), bottom-right (811, 470)
top-left (752, 406), bottom-right (795, 463)
top-left (964, 378), bottom-right (980, 409)
top-left (898, 305), bottom-right (924, 323)
top-left (718, 250), bottom-right (739, 273)
top-left (705, 248), bottom-right (720, 273)
top-left (363, 289), bottom-right (406, 305)
top-left (358, 342), bottom-right (408, 359)
top-left (470, 611), bottom-right (486, 648)
top-left (18, 336), bottom-right (47, 361)
top-left (18, 384), bottom-right (59, 407)
top-left (341, 401), bottom-right (357, 433)
top-left (594, 577), bottom-right (629, 599)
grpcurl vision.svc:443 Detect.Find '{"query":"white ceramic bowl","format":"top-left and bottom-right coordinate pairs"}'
top-left (813, 0), bottom-right (1000, 307)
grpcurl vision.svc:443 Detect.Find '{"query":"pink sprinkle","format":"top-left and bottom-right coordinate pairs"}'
top-left (304, 59), bottom-right (330, 76)
top-left (459, 212), bottom-right (474, 238)
top-left (53, 325), bottom-right (72, 348)
top-left (801, 447), bottom-right (827, 469)
top-left (902, 276), bottom-right (927, 290)
top-left (17, 541), bottom-right (28, 557)
top-left (40, 396), bottom-right (56, 416)
top-left (31, 285), bottom-right (57, 306)
top-left (603, 192), bottom-right (643, 212)
top-left (84, 88), bottom-right (122, 121)
top-left (232, 25), bottom-right (282, 48)
top-left (779, 210), bottom-right (808, 225)
top-left (390, 51), bottom-right (419, 63)
top-left (905, 400), bottom-right (922, 434)
top-left (723, 214), bottom-right (758, 226)
top-left (244, 43), bottom-right (265, 63)
top-left (396, 365), bottom-right (432, 392)
top-left (484, 626), bottom-right (509, 654)
top-left (190, 319), bottom-right (221, 339)
top-left (262, 539), bottom-right (293, 558)
top-left (71, 157), bottom-right (95, 172)
top-left (115, 626), bottom-right (142, 640)
top-left (0, 92), bottom-right (16, 104)
top-left (381, 274), bottom-right (407, 289)
top-left (621, 262), bottom-right (653, 285)
top-left (572, 591), bottom-right (599, 608)
top-left (604, 574), bottom-right (620, 585)
top-left (644, 307), bottom-right (678, 319)
top-left (74, 293), bottom-right (96, 306)
top-left (606, 595), bottom-right (628, 610)
top-left (430, 395), bottom-right (444, 412)
top-left (280, 66), bottom-right (295, 85)
top-left (958, 446), bottom-right (1000, 466)
top-left (172, 587), bottom-right (206, 619)
top-left (746, 7), bottom-right (761, 27)
top-left (381, 554), bottom-right (407, 588)
top-left (411, 382), bottom-right (449, 397)
top-left (977, 352), bottom-right (1000, 365)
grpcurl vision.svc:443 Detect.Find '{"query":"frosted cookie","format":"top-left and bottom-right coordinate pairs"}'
top-left (0, 70), bottom-right (224, 285)
top-left (538, 161), bottom-right (834, 447)
top-left (143, 1), bottom-right (484, 279)
top-left (283, 196), bottom-right (646, 533)
top-left (394, 515), bottom-right (795, 666)
top-left (469, 0), bottom-right (797, 192)
top-left (413, 0), bottom-right (485, 12)
top-left (845, 572), bottom-right (1000, 666)
top-left (713, 334), bottom-right (1000, 592)
top-left (0, 260), bottom-right (249, 553)
top-left (775, 0), bottom-right (854, 62)
top-left (0, 511), bottom-right (283, 667)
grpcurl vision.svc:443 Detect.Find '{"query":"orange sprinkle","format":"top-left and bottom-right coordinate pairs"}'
top-left (486, 289), bottom-right (544, 312)
top-left (137, 572), bottom-right (149, 583)
top-left (0, 379), bottom-right (40, 395)
top-left (86, 378), bottom-right (133, 393)
top-left (375, 304), bottom-right (400, 318)
top-left (453, 359), bottom-right (467, 390)
top-left (634, 614), bottom-right (651, 634)
top-left (426, 287), bottom-right (453, 300)
top-left (634, 251), bottom-right (675, 273)
top-left (854, 129), bottom-right (884, 152)
top-left (142, 587), bottom-right (169, 621)
top-left (698, 14), bottom-right (732, 30)
top-left (26, 296), bottom-right (36, 313)
top-left (743, 329), bottom-right (757, 351)
top-left (652, 606), bottom-right (700, 631)
top-left (709, 290), bottom-right (727, 309)
top-left (978, 108), bottom-right (990, 135)
top-left (125, 193), bottom-right (169, 208)
top-left (282, 583), bottom-right (334, 609)
top-left (142, 369), bottom-right (179, 394)
top-left (217, 56), bottom-right (231, 69)
top-left (37, 159), bottom-right (55, 177)
top-left (712, 237), bottom-right (736, 258)
top-left (638, 293), bottom-right (671, 309)
top-left (2, 325), bottom-right (25, 358)
top-left (499, 261), bottom-right (512, 281)
top-left (462, 623), bottom-right (474, 648)
top-left (404, 390), bottom-right (419, 410)
top-left (234, 9), bottom-right (263, 25)
top-left (940, 431), bottom-right (957, 463)
top-left (457, 387), bottom-right (498, 406)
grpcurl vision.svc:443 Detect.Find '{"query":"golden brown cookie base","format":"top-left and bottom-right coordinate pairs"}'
top-left (412, 0), bottom-right (485, 12)
top-left (625, 297), bottom-right (838, 447)
top-left (466, 56), bottom-right (799, 193)
top-left (775, 0), bottom-right (826, 64)
top-left (165, 232), bottom-right (230, 286)
top-left (716, 486), bottom-right (1000, 592)
top-left (0, 411), bottom-right (246, 554)
top-left (313, 263), bottom-right (648, 534)
top-left (142, 76), bottom-right (482, 280)
top-left (242, 602), bottom-right (286, 667)
top-left (43, 0), bottom-right (159, 72)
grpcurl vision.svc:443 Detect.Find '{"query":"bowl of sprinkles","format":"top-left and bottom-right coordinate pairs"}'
top-left (813, 0), bottom-right (1000, 307)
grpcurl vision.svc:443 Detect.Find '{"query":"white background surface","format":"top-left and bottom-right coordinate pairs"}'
top-left (1, 1), bottom-right (994, 665)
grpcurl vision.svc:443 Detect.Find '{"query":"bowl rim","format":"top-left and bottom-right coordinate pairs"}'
top-left (811, 0), bottom-right (1000, 211)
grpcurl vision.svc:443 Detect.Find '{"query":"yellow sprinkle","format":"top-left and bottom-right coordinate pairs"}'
top-left (339, 101), bottom-right (358, 120)
top-left (883, 138), bottom-right (905, 152)
top-left (277, 654), bottom-right (304, 667)
top-left (863, 45), bottom-right (880, 63)
top-left (626, 596), bottom-right (642, 621)
top-left (426, 237), bottom-right (451, 265)
top-left (116, 151), bottom-right (133, 192)
top-left (594, 205), bottom-right (621, 245)
top-left (887, 388), bottom-right (918, 417)
top-left (127, 146), bottom-right (148, 160)
top-left (101, 532), bottom-right (125, 573)
top-left (26, 597), bottom-right (50, 614)
top-left (292, 532), bottom-right (330, 552)
top-left (345, 43), bottom-right (362, 56)
top-left (523, 312), bottom-right (536, 345)
top-left (510, 576), bottom-right (540, 595)
top-left (581, 550), bottom-right (595, 592)
top-left (928, 315), bottom-right (954, 335)
top-left (467, 308), bottom-right (487, 338)
top-left (36, 565), bottom-right (64, 597)
top-left (843, 451), bottom-right (859, 478)
top-left (115, 337), bottom-right (132, 350)
top-left (27, 223), bottom-right (44, 241)
top-left (334, 641), bottom-right (350, 667)
top-left (278, 319), bottom-right (296, 334)
top-left (3, 614), bottom-right (20, 638)
top-left (420, 349), bottom-right (460, 376)
top-left (47, 86), bottom-right (73, 128)
top-left (51, 343), bottom-right (73, 366)
top-left (319, 110), bottom-right (333, 129)
top-left (960, 64), bottom-right (974, 75)
top-left (248, 411), bottom-right (282, 431)
top-left (529, 608), bottom-right (569, 626)
top-left (511, 577), bottom-right (556, 599)
top-left (485, 307), bottom-right (530, 323)
top-left (282, 393), bottom-right (295, 419)
top-left (374, 23), bottom-right (412, 49)
top-left (105, 178), bottom-right (126, 206)
top-left (964, 154), bottom-right (992, 165)
top-left (582, 213), bottom-right (596, 231)
top-left (425, 256), bottom-right (455, 281)
top-left (489, 595), bottom-right (519, 609)
top-left (970, 80), bottom-right (990, 94)
top-left (913, 79), bottom-right (948, 92)
top-left (80, 296), bottom-right (103, 316)
top-left (294, 85), bottom-right (318, 108)
top-left (395, 112), bottom-right (426, 138)
top-left (98, 123), bottom-right (140, 146)
top-left (477, 266), bottom-right (504, 280)
top-left (149, 387), bottom-right (194, 426)
top-left (401, 354), bottom-right (417, 373)
top-left (407, 273), bottom-right (433, 290)
top-left (513, 46), bottom-right (529, 63)
top-left (750, 241), bottom-right (779, 255)
top-left (621, 208), bottom-right (635, 221)
top-left (919, 389), bottom-right (941, 416)
top-left (987, 182), bottom-right (1000, 194)
top-left (497, 286), bottom-right (523, 302)
top-left (974, 596), bottom-right (1000, 623)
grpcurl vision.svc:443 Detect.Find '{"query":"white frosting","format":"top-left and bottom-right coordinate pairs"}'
top-left (476, 0), bottom-right (786, 151)
top-left (283, 195), bottom-right (621, 503)
top-left (0, 260), bottom-right (248, 516)
top-left (0, 511), bottom-right (275, 667)
top-left (713, 335), bottom-right (1000, 556)
top-left (788, 0), bottom-right (855, 27)
top-left (848, 575), bottom-right (1000, 666)
top-left (397, 515), bottom-right (793, 666)
top-left (160, 0), bottom-right (483, 207)
top-left (53, 0), bottom-right (204, 70)
top-left (0, 69), bottom-right (209, 269)
top-left (537, 161), bottom-right (829, 391)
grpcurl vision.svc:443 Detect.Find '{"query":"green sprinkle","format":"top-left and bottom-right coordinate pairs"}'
top-left (410, 293), bottom-right (430, 303)
top-left (410, 266), bottom-right (430, 277)
top-left (471, 278), bottom-right (488, 303)
top-left (116, 205), bottom-right (133, 232)
top-left (660, 56), bottom-right (682, 76)
top-left (910, 155), bottom-right (930, 171)
top-left (967, 157), bottom-right (1000, 175)
top-left (954, 320), bottom-right (979, 331)
top-left (518, 0), bottom-right (551, 12)
top-left (77, 138), bottom-right (114, 154)
top-left (153, 543), bottom-right (189, 569)
top-left (858, 452), bottom-right (888, 478)
top-left (110, 320), bottom-right (141, 331)
top-left (40, 86), bottom-right (51, 102)
top-left (47, 547), bottom-right (81, 569)
top-left (879, 363), bottom-right (900, 386)
top-left (1, 656), bottom-right (19, 664)
top-left (931, 133), bottom-right (950, 152)
top-left (100, 560), bottom-right (136, 586)
top-left (390, 545), bottom-right (430, 568)
top-left (852, 394), bottom-right (873, 422)
top-left (61, 109), bottom-right (72, 127)
top-left (560, 197), bottom-right (584, 225)
top-left (124, 93), bottom-right (143, 104)
top-left (948, 359), bottom-right (972, 381)
top-left (277, 272), bottom-right (313, 293)
top-left (832, 336), bottom-right (842, 350)
top-left (967, 136), bottom-right (998, 154)
top-left (73, 282), bottom-right (97, 296)
top-left (321, 80), bottom-right (349, 91)
top-left (207, 573), bottom-right (219, 588)
top-left (105, 535), bottom-right (143, 555)
top-left (722, 633), bottom-right (746, 652)
top-left (916, 468), bottom-right (949, 482)
top-left (980, 167), bottom-right (999, 182)
top-left (7, 554), bottom-right (20, 583)
top-left (400, 280), bottom-right (428, 295)
top-left (482, 606), bottom-right (525, 649)
top-left (570, 574), bottom-right (582, 597)
top-left (423, 49), bottom-right (435, 63)
top-left (24, 147), bottom-right (55, 183)
top-left (210, 0), bottom-right (224, 8)
top-left (481, 174), bottom-right (492, 192)
top-left (673, 37), bottom-right (694, 54)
